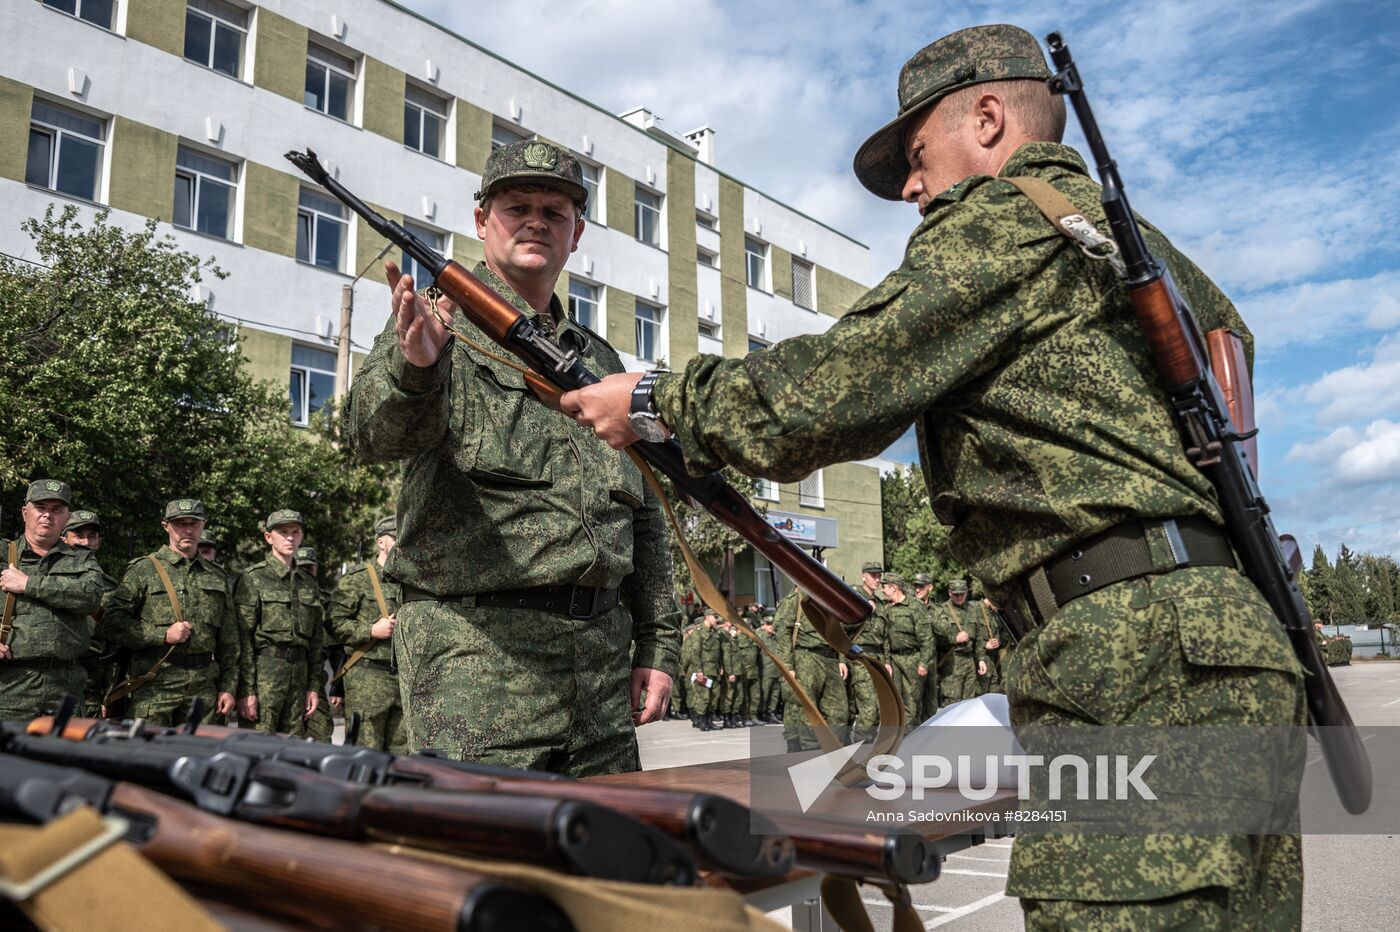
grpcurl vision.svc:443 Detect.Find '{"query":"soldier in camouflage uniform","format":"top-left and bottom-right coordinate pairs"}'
top-left (196, 528), bottom-right (222, 568)
top-left (0, 481), bottom-right (106, 720)
top-left (562, 23), bottom-right (1305, 927)
top-left (716, 620), bottom-right (737, 728)
top-left (63, 510), bottom-right (118, 717)
top-left (756, 609), bottom-right (783, 723)
top-left (296, 546), bottom-right (335, 743)
top-left (936, 580), bottom-right (983, 703)
top-left (346, 140), bottom-right (679, 776)
top-left (688, 612), bottom-right (724, 731)
top-left (858, 562), bottom-right (887, 606)
top-left (732, 619), bottom-right (762, 726)
top-left (103, 500), bottom-right (239, 726)
top-left (847, 584), bottom-right (889, 743)
top-left (330, 515), bottom-right (405, 753)
top-left (772, 588), bottom-right (850, 751)
top-left (234, 510), bottom-right (323, 736)
top-left (880, 574), bottom-right (935, 727)
top-left (976, 596), bottom-right (1011, 694)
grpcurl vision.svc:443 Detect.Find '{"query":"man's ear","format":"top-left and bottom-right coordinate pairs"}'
top-left (974, 92), bottom-right (1006, 148)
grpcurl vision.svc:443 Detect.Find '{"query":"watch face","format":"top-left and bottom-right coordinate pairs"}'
top-left (629, 412), bottom-right (668, 443)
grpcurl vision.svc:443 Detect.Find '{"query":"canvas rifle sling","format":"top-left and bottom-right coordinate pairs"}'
top-left (1, 540), bottom-right (16, 646)
top-left (104, 556), bottom-right (185, 705)
top-left (332, 561), bottom-right (391, 684)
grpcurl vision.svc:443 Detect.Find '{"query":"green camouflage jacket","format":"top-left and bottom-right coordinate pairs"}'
top-left (347, 262), bottom-right (679, 675)
top-left (883, 598), bottom-right (935, 668)
top-left (329, 561), bottom-right (400, 663)
top-left (233, 557), bottom-right (324, 696)
top-left (2, 538), bottom-right (104, 661)
top-left (654, 142), bottom-right (1247, 588)
top-left (939, 600), bottom-right (984, 661)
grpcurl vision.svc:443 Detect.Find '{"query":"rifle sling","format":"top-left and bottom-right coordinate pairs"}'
top-left (104, 555), bottom-right (185, 705)
top-left (1, 540), bottom-right (16, 646)
top-left (332, 561), bottom-right (391, 684)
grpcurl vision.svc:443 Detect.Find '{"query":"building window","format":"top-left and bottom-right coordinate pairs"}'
top-left (799, 470), bottom-right (824, 508)
top-left (491, 122), bottom-right (528, 150)
top-left (792, 258), bottom-right (815, 310)
top-left (41, 0), bottom-right (115, 30)
top-left (580, 161), bottom-right (601, 223)
top-left (26, 100), bottom-right (105, 201)
top-left (184, 0), bottom-right (247, 78)
top-left (635, 300), bottom-right (663, 362)
top-left (755, 478), bottom-right (779, 501)
top-left (696, 210), bottom-right (716, 231)
top-left (748, 336), bottom-right (770, 352)
top-left (404, 84), bottom-right (447, 159)
top-left (568, 279), bottom-right (599, 331)
top-left (296, 188), bottom-right (347, 271)
top-left (304, 43), bottom-right (356, 122)
top-left (696, 246), bottom-right (718, 268)
top-left (697, 318), bottom-right (720, 340)
top-left (173, 146), bottom-right (236, 240)
top-left (402, 222), bottom-right (444, 291)
top-left (745, 236), bottom-right (768, 291)
top-left (635, 188), bottom-right (662, 247)
top-left (289, 344), bottom-right (337, 426)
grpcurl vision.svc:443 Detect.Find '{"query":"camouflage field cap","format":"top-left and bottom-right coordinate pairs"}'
top-left (25, 479), bottom-right (71, 505)
top-left (911, 573), bottom-right (933, 587)
top-left (860, 562), bottom-right (884, 575)
top-left (947, 579), bottom-right (970, 594)
top-left (474, 140), bottom-right (588, 211)
top-left (762, 606), bottom-right (776, 618)
top-left (163, 498), bottom-right (206, 521)
top-left (883, 572), bottom-right (907, 591)
top-left (853, 24), bottom-right (1052, 200)
top-left (199, 528), bottom-right (220, 547)
top-left (296, 546), bottom-right (318, 566)
top-left (64, 510), bottom-right (101, 533)
top-left (374, 514), bottom-right (398, 538)
top-left (265, 509), bottom-right (304, 531)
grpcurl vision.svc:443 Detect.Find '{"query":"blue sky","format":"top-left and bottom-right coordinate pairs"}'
top-left (400, 0), bottom-right (1400, 560)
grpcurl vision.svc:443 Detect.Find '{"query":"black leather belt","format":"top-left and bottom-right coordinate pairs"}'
top-left (161, 651), bottom-right (214, 669)
top-left (4, 656), bottom-right (71, 671)
top-left (1018, 516), bottom-right (1235, 627)
top-left (357, 658), bottom-right (395, 674)
top-left (796, 644), bottom-right (839, 660)
top-left (401, 584), bottom-right (620, 620)
top-left (262, 645), bottom-right (308, 662)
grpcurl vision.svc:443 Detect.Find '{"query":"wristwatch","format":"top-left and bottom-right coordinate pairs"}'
top-left (628, 369), bottom-right (670, 443)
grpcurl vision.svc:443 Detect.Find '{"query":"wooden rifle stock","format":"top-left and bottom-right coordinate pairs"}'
top-left (1206, 329), bottom-right (1258, 476)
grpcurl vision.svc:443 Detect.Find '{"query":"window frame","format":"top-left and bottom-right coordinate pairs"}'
top-left (304, 41), bottom-right (357, 123)
top-left (579, 160), bottom-right (603, 224)
top-left (634, 299), bottom-right (664, 363)
top-left (791, 257), bottom-right (816, 310)
top-left (696, 317), bottom-right (721, 340)
top-left (183, 0), bottom-right (248, 79)
top-left (401, 220), bottom-right (446, 291)
top-left (635, 187), bottom-right (662, 248)
top-left (403, 82), bottom-right (449, 160)
top-left (173, 145), bottom-right (238, 241)
top-left (490, 122), bottom-right (529, 151)
top-left (289, 343), bottom-right (338, 427)
top-left (568, 278), bottom-right (601, 332)
top-left (695, 210), bottom-right (717, 231)
top-left (295, 187), bottom-right (349, 272)
top-left (745, 236), bottom-right (769, 292)
top-left (41, 0), bottom-right (117, 31)
top-left (696, 245), bottom-right (719, 269)
top-left (798, 469), bottom-right (825, 509)
top-left (755, 478), bottom-right (780, 502)
top-left (26, 100), bottom-right (107, 203)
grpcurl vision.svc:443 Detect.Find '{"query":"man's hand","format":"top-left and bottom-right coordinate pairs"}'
top-left (560, 372), bottom-right (646, 450)
top-left (165, 621), bottom-right (193, 645)
top-left (630, 667), bottom-right (673, 726)
top-left (917, 664), bottom-right (927, 677)
top-left (386, 261), bottom-right (453, 368)
top-left (371, 616), bottom-right (396, 639)
top-left (986, 638), bottom-right (1000, 651)
top-left (239, 695), bottom-right (259, 721)
top-left (978, 660), bottom-right (988, 676)
top-left (304, 691), bottom-right (319, 719)
top-left (216, 692), bottom-right (235, 716)
top-left (955, 630), bottom-right (970, 644)
top-left (0, 565), bottom-right (29, 594)
top-left (727, 674), bottom-right (737, 683)
top-left (330, 695), bottom-right (343, 710)
top-left (838, 662), bottom-right (849, 680)
top-left (0, 643), bottom-right (11, 661)
top-left (884, 663), bottom-right (893, 677)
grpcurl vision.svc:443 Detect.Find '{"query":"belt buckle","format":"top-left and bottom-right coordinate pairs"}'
top-left (568, 586), bottom-right (601, 619)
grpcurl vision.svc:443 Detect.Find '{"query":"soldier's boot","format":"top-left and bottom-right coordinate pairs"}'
top-left (689, 711), bottom-right (701, 728)
top-left (785, 735), bottom-right (803, 752)
top-left (701, 714), bottom-right (714, 731)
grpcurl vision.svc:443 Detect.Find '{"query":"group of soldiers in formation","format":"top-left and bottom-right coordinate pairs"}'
top-left (673, 562), bottom-right (1015, 750)
top-left (0, 479), bottom-right (406, 753)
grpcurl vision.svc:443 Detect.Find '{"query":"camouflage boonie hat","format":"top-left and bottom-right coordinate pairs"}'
top-left (265, 509), bottom-right (304, 531)
top-left (296, 546), bottom-right (318, 566)
top-left (853, 24), bottom-right (1052, 200)
top-left (475, 140), bottom-right (588, 211)
top-left (948, 579), bottom-right (969, 594)
top-left (374, 514), bottom-right (398, 538)
top-left (164, 498), bottom-right (206, 521)
top-left (861, 562), bottom-right (884, 575)
top-left (883, 572), bottom-right (907, 591)
top-left (911, 573), bottom-right (932, 587)
top-left (25, 479), bottom-right (71, 505)
top-left (64, 510), bottom-right (101, 533)
top-left (198, 528), bottom-right (220, 547)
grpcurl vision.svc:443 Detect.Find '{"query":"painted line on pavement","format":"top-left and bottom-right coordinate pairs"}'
top-left (1382, 697), bottom-right (1400, 707)
top-left (947, 853), bottom-right (1011, 863)
top-left (938, 867), bottom-right (1008, 878)
top-left (923, 892), bottom-right (1012, 928)
top-left (860, 898), bottom-right (952, 913)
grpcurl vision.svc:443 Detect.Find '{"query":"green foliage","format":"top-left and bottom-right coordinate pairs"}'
top-left (652, 466), bottom-right (764, 604)
top-left (881, 464), bottom-right (966, 588)
top-left (0, 207), bottom-right (393, 575)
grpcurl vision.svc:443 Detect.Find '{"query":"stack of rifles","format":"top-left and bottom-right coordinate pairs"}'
top-left (0, 697), bottom-right (941, 931)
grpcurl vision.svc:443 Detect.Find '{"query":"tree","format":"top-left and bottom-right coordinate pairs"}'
top-left (881, 463), bottom-right (926, 560)
top-left (1302, 545), bottom-right (1333, 624)
top-left (0, 207), bottom-right (394, 576)
top-left (889, 506), bottom-right (966, 589)
top-left (651, 466), bottom-right (764, 611)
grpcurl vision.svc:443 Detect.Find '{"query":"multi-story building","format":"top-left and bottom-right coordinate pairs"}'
top-left (0, 0), bottom-right (884, 590)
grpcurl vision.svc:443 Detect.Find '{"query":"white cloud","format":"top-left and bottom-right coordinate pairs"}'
top-left (1294, 327), bottom-right (1400, 422)
top-left (1286, 419), bottom-right (1400, 485)
top-left (1235, 271), bottom-right (1400, 355)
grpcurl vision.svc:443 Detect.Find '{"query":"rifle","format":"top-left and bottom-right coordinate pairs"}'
top-left (0, 729), bottom-right (696, 886)
top-left (1044, 33), bottom-right (1370, 813)
top-left (0, 751), bottom-right (575, 932)
top-left (21, 715), bottom-right (793, 880)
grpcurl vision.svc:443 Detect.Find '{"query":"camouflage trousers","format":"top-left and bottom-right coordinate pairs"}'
top-left (939, 651), bottom-right (978, 704)
top-left (784, 648), bottom-right (849, 750)
top-left (343, 662), bottom-right (406, 754)
top-left (684, 670), bottom-right (717, 714)
top-left (759, 674), bottom-right (781, 715)
top-left (126, 656), bottom-right (219, 728)
top-left (0, 660), bottom-right (84, 722)
top-left (979, 647), bottom-right (1005, 695)
top-left (725, 674), bottom-right (759, 718)
top-left (848, 661), bottom-right (883, 743)
top-left (889, 654), bottom-right (929, 727)
top-left (394, 599), bottom-right (640, 777)
top-left (1006, 565), bottom-right (1305, 929)
top-left (920, 663), bottom-right (939, 721)
top-left (251, 652), bottom-right (310, 737)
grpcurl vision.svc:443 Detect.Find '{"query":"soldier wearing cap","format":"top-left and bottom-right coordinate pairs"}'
top-left (294, 545), bottom-right (338, 743)
top-left (560, 23), bottom-right (1303, 923)
top-left (0, 480), bottom-right (107, 720)
top-left (196, 528), bottom-right (222, 567)
top-left (62, 510), bottom-right (121, 717)
top-left (772, 587), bottom-right (849, 751)
top-left (329, 514), bottom-right (405, 752)
top-left (62, 510), bottom-right (102, 551)
top-left (756, 606), bottom-right (783, 724)
top-left (347, 139), bottom-right (679, 775)
top-left (233, 509), bottom-right (324, 736)
top-left (879, 573), bottom-right (935, 727)
top-left (103, 499), bottom-right (240, 726)
top-left (858, 561), bottom-right (887, 605)
top-left (935, 579), bottom-right (982, 703)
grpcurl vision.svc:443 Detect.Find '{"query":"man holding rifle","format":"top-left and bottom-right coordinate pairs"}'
top-left (562, 23), bottom-right (1305, 929)
top-left (346, 140), bottom-right (679, 776)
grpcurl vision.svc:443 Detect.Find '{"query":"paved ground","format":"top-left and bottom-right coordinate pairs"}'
top-left (638, 661), bottom-right (1400, 930)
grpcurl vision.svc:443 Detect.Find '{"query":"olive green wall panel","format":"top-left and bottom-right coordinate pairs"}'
top-left (665, 149), bottom-right (698, 371)
top-left (605, 168), bottom-right (634, 239)
top-left (108, 117), bottom-right (178, 222)
top-left (243, 161), bottom-right (299, 257)
top-left (718, 176), bottom-right (747, 358)
top-left (0, 77), bottom-right (34, 183)
top-left (252, 9), bottom-right (307, 104)
top-left (126, 0), bottom-right (185, 57)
